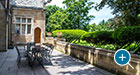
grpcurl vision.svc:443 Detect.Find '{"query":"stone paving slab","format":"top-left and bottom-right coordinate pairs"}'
top-left (0, 48), bottom-right (49, 75)
top-left (44, 50), bottom-right (114, 75)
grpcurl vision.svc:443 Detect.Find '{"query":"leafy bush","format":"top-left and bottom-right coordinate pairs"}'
top-left (112, 26), bottom-right (140, 51)
top-left (81, 32), bottom-right (96, 43)
top-left (113, 26), bottom-right (140, 41)
top-left (52, 30), bottom-right (87, 42)
top-left (81, 31), bottom-right (114, 44)
top-left (73, 40), bottom-right (116, 50)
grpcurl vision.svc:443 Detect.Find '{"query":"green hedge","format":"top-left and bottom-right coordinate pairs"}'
top-left (52, 30), bottom-right (87, 42)
top-left (81, 32), bottom-right (96, 43)
top-left (81, 31), bottom-right (114, 44)
top-left (112, 26), bottom-right (140, 47)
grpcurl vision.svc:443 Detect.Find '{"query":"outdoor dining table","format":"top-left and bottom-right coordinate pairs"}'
top-left (15, 42), bottom-right (27, 50)
top-left (15, 42), bottom-right (51, 66)
top-left (28, 45), bottom-right (50, 65)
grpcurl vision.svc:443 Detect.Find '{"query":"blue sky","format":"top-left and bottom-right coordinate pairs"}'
top-left (47, 0), bottom-right (114, 24)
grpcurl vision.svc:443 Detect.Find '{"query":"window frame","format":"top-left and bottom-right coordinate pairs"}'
top-left (14, 16), bottom-right (33, 35)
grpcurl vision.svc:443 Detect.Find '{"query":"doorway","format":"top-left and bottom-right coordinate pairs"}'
top-left (34, 27), bottom-right (41, 43)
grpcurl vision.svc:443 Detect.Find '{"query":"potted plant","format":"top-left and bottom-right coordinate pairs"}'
top-left (47, 32), bottom-right (52, 37)
top-left (56, 32), bottom-right (63, 38)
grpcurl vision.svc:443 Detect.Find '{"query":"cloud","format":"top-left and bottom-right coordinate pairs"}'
top-left (47, 0), bottom-right (65, 8)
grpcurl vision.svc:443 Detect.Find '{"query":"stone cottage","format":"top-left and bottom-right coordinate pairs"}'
top-left (10, 0), bottom-right (50, 44)
top-left (0, 0), bottom-right (51, 51)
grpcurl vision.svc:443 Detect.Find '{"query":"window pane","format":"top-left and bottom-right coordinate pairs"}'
top-left (22, 18), bottom-right (26, 23)
top-left (16, 17), bottom-right (20, 23)
top-left (22, 24), bottom-right (26, 34)
top-left (16, 24), bottom-right (20, 34)
top-left (27, 18), bottom-right (31, 23)
top-left (27, 24), bottom-right (31, 34)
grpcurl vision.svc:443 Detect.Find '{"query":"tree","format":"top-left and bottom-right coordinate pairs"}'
top-left (45, 5), bottom-right (60, 31)
top-left (87, 20), bottom-right (113, 32)
top-left (107, 16), bottom-right (125, 28)
top-left (63, 0), bottom-right (94, 29)
top-left (96, 0), bottom-right (140, 26)
top-left (48, 9), bottom-right (72, 31)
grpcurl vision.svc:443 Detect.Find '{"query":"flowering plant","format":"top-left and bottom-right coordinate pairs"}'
top-left (47, 32), bottom-right (52, 37)
top-left (56, 32), bottom-right (63, 38)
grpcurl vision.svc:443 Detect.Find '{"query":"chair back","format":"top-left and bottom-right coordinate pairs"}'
top-left (15, 45), bottom-right (20, 57)
top-left (27, 42), bottom-right (35, 51)
top-left (46, 43), bottom-right (54, 49)
top-left (44, 43), bottom-right (54, 56)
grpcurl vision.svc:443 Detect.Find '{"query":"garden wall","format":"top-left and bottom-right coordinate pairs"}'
top-left (46, 37), bottom-right (140, 75)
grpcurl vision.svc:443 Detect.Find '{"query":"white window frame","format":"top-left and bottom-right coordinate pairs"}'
top-left (14, 16), bottom-right (33, 35)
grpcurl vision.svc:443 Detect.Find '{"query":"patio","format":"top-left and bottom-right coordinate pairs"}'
top-left (0, 48), bottom-right (113, 75)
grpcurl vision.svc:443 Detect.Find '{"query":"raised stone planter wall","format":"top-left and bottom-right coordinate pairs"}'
top-left (46, 37), bottom-right (140, 75)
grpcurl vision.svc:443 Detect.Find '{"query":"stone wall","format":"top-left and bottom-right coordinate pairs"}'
top-left (46, 37), bottom-right (140, 75)
top-left (0, 1), bottom-right (13, 51)
top-left (0, 8), bottom-right (7, 51)
top-left (12, 7), bottom-right (46, 43)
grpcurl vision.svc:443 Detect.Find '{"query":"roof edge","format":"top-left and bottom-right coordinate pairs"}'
top-left (11, 5), bottom-right (44, 10)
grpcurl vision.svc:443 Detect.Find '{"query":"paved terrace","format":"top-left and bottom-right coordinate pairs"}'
top-left (0, 48), bottom-right (114, 75)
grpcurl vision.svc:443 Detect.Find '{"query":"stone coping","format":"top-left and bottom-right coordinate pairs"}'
top-left (57, 41), bottom-right (140, 61)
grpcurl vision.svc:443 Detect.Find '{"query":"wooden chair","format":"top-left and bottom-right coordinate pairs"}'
top-left (15, 45), bottom-right (26, 68)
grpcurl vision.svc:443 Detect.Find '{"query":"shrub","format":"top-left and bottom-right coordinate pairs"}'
top-left (93, 31), bottom-right (114, 44)
top-left (113, 26), bottom-right (140, 44)
top-left (112, 26), bottom-right (140, 50)
top-left (81, 32), bottom-right (96, 43)
top-left (81, 31), bottom-right (114, 44)
top-left (52, 30), bottom-right (87, 42)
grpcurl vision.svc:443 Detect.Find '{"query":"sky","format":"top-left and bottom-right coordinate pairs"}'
top-left (47, 0), bottom-right (115, 24)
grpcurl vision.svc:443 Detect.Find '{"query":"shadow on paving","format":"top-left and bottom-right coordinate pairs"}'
top-left (45, 50), bottom-right (114, 75)
top-left (51, 54), bottom-right (88, 68)
top-left (58, 67), bottom-right (106, 75)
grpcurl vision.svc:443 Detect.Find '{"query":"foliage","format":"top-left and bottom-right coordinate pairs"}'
top-left (53, 30), bottom-right (87, 42)
top-left (87, 20), bottom-right (114, 32)
top-left (81, 32), bottom-right (95, 43)
top-left (96, 0), bottom-right (140, 26)
top-left (48, 9), bottom-right (72, 31)
top-left (63, 0), bottom-right (95, 30)
top-left (81, 31), bottom-right (114, 44)
top-left (112, 26), bottom-right (140, 50)
top-left (46, 0), bottom-right (94, 32)
top-left (72, 40), bottom-right (116, 50)
top-left (46, 5), bottom-right (60, 31)
top-left (107, 16), bottom-right (125, 28)
top-left (73, 40), bottom-right (139, 51)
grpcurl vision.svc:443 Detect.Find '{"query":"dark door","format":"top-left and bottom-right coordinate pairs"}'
top-left (34, 28), bottom-right (41, 43)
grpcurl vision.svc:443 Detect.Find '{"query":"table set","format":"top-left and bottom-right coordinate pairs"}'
top-left (15, 42), bottom-right (53, 67)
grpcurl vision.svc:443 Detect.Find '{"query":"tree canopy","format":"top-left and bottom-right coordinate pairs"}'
top-left (46, 0), bottom-right (95, 32)
top-left (48, 9), bottom-right (72, 31)
top-left (63, 0), bottom-right (95, 29)
top-left (45, 5), bottom-right (60, 31)
top-left (96, 0), bottom-right (140, 26)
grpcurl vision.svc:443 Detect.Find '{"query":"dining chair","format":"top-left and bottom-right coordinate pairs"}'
top-left (15, 45), bottom-right (26, 68)
top-left (26, 42), bottom-right (36, 66)
top-left (45, 44), bottom-right (54, 60)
